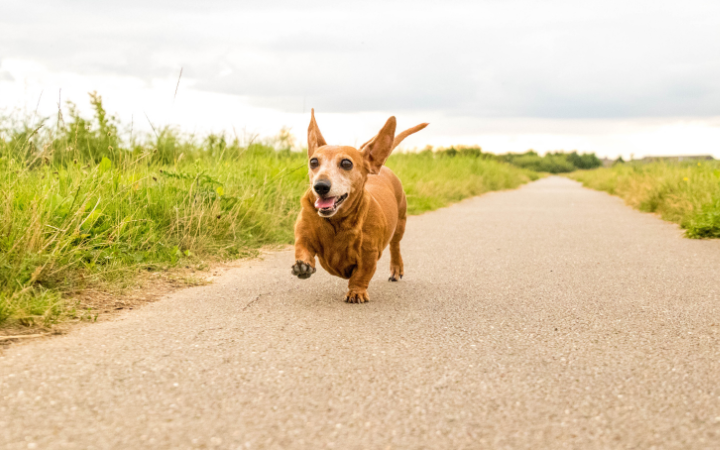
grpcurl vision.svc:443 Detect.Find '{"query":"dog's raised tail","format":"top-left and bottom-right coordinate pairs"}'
top-left (392, 123), bottom-right (429, 150)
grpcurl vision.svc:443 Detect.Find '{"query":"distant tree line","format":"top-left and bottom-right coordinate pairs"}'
top-left (420, 146), bottom-right (602, 173)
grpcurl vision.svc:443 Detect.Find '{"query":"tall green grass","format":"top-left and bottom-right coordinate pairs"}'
top-left (568, 161), bottom-right (720, 238)
top-left (0, 94), bottom-right (537, 328)
top-left (387, 152), bottom-right (539, 214)
top-left (0, 147), bottom-right (309, 327)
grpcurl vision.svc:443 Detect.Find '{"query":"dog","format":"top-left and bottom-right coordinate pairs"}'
top-left (291, 109), bottom-right (428, 303)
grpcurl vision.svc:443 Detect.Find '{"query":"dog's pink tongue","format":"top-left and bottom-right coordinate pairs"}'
top-left (315, 197), bottom-right (335, 209)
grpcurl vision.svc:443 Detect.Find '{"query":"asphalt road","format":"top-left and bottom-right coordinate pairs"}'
top-left (2, 176), bottom-right (720, 450)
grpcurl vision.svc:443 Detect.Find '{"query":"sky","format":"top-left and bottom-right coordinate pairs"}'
top-left (1, 0), bottom-right (719, 158)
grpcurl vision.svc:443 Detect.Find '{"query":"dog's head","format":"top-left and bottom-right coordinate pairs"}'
top-left (306, 109), bottom-right (427, 218)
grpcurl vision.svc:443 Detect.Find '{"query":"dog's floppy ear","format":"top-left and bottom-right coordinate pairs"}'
top-left (307, 108), bottom-right (327, 158)
top-left (362, 116), bottom-right (396, 174)
top-left (360, 121), bottom-right (429, 157)
top-left (392, 123), bottom-right (429, 149)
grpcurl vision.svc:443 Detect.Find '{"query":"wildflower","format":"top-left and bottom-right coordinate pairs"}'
top-left (683, 177), bottom-right (689, 181)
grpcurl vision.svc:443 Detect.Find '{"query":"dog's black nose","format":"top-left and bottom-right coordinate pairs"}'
top-left (314, 180), bottom-right (331, 196)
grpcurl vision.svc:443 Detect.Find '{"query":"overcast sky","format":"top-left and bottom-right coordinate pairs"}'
top-left (1, 0), bottom-right (719, 157)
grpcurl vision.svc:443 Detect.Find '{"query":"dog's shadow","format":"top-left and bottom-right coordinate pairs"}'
top-left (291, 270), bottom-right (439, 312)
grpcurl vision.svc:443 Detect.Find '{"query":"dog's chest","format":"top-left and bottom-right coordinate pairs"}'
top-left (316, 231), bottom-right (362, 279)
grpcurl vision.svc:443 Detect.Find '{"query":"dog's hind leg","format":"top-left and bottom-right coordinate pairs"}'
top-left (388, 197), bottom-right (407, 282)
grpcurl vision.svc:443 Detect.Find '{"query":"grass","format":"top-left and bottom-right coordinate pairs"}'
top-left (387, 152), bottom-right (539, 214)
top-left (568, 161), bottom-right (720, 238)
top-left (0, 94), bottom-right (538, 329)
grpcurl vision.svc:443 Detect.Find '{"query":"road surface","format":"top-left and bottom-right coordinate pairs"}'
top-left (2, 177), bottom-right (720, 449)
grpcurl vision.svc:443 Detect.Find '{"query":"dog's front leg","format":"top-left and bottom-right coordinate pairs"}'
top-left (345, 251), bottom-right (378, 303)
top-left (291, 238), bottom-right (316, 279)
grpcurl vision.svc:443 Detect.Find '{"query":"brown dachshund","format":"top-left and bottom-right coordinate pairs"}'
top-left (291, 109), bottom-right (428, 303)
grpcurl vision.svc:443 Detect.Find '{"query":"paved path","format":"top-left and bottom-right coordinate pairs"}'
top-left (2, 177), bottom-right (720, 450)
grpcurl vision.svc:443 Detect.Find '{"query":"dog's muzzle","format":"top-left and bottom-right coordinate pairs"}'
top-left (314, 193), bottom-right (348, 217)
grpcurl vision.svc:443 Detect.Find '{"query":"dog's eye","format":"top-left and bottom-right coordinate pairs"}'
top-left (309, 158), bottom-right (319, 169)
top-left (340, 159), bottom-right (353, 170)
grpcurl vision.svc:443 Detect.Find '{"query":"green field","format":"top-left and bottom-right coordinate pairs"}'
top-left (569, 161), bottom-right (720, 239)
top-left (0, 95), bottom-right (538, 328)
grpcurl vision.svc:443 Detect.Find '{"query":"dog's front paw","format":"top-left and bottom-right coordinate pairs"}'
top-left (291, 260), bottom-right (316, 279)
top-left (345, 288), bottom-right (369, 304)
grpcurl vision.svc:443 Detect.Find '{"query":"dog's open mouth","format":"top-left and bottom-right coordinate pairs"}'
top-left (314, 193), bottom-right (348, 216)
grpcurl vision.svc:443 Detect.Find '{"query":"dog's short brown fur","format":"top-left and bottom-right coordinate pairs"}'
top-left (291, 110), bottom-right (428, 303)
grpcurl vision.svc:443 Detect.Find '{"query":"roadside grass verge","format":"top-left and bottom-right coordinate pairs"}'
top-left (568, 161), bottom-right (720, 238)
top-left (0, 95), bottom-right (538, 329)
top-left (387, 152), bottom-right (540, 214)
top-left (0, 148), bottom-right (308, 329)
